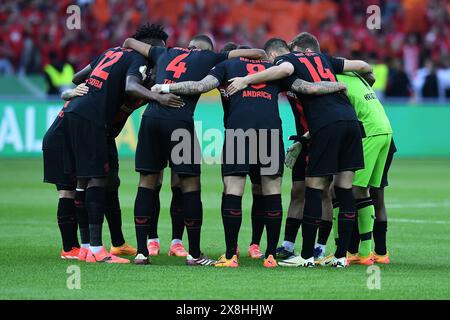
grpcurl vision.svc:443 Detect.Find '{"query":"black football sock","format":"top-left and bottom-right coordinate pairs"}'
top-left (57, 197), bottom-right (78, 251)
top-left (373, 220), bottom-right (388, 255)
top-left (148, 185), bottom-right (161, 239)
top-left (75, 189), bottom-right (89, 244)
top-left (170, 187), bottom-right (184, 240)
top-left (104, 189), bottom-right (125, 247)
top-left (332, 198), bottom-right (340, 246)
top-left (284, 217), bottom-right (302, 243)
top-left (134, 187), bottom-right (154, 256)
top-left (183, 191), bottom-right (203, 259)
top-left (317, 220), bottom-right (333, 246)
top-left (222, 194), bottom-right (242, 259)
top-left (348, 214), bottom-right (360, 254)
top-left (301, 187), bottom-right (322, 259)
top-left (263, 194), bottom-right (283, 258)
top-left (85, 186), bottom-right (106, 247)
top-left (250, 194), bottom-right (265, 245)
top-left (334, 187), bottom-right (356, 258)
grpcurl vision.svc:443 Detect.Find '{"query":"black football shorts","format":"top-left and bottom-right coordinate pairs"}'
top-left (42, 118), bottom-right (76, 189)
top-left (306, 120), bottom-right (364, 177)
top-left (291, 145), bottom-right (308, 182)
top-left (377, 138), bottom-right (397, 188)
top-left (135, 116), bottom-right (201, 176)
top-left (62, 113), bottom-right (110, 178)
top-left (221, 128), bottom-right (284, 178)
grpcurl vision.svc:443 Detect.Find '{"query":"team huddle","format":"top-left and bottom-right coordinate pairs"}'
top-left (42, 23), bottom-right (395, 268)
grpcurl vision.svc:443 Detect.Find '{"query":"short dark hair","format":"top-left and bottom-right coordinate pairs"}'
top-left (191, 34), bottom-right (214, 50)
top-left (220, 42), bottom-right (238, 53)
top-left (263, 38), bottom-right (289, 53)
top-left (291, 32), bottom-right (320, 52)
top-left (132, 23), bottom-right (168, 46)
top-left (237, 45), bottom-right (251, 49)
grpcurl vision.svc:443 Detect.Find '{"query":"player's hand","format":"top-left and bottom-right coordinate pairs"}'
top-left (151, 84), bottom-right (163, 93)
top-left (227, 77), bottom-right (249, 96)
top-left (155, 93), bottom-right (184, 108)
top-left (285, 142), bottom-right (302, 169)
top-left (71, 83), bottom-right (89, 98)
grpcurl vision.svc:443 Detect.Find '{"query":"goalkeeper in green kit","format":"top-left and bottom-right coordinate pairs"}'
top-left (321, 70), bottom-right (395, 265)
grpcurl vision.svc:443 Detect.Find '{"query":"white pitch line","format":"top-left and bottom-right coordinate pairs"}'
top-left (387, 202), bottom-right (450, 209)
top-left (390, 218), bottom-right (450, 225)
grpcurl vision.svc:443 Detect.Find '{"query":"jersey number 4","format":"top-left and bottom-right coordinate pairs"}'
top-left (91, 50), bottom-right (124, 81)
top-left (298, 57), bottom-right (336, 82)
top-left (166, 53), bottom-right (189, 79)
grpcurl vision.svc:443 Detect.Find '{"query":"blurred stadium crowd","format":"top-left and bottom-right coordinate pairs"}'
top-left (0, 0), bottom-right (449, 99)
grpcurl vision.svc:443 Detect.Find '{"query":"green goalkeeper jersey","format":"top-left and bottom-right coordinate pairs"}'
top-left (336, 72), bottom-right (392, 136)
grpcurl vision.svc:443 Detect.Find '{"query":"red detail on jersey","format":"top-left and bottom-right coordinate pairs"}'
top-left (86, 77), bottom-right (103, 89)
top-left (298, 57), bottom-right (336, 82)
top-left (295, 100), bottom-right (309, 132)
top-left (166, 53), bottom-right (189, 79)
top-left (91, 50), bottom-right (124, 81)
top-left (246, 63), bottom-right (267, 89)
top-left (58, 101), bottom-right (70, 118)
top-left (242, 90), bottom-right (272, 100)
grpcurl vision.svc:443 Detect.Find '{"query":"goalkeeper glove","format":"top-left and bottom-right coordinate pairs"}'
top-left (285, 142), bottom-right (302, 169)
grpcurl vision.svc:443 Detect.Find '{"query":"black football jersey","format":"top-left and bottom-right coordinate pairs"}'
top-left (143, 46), bottom-right (229, 122)
top-left (286, 90), bottom-right (309, 136)
top-left (209, 57), bottom-right (282, 130)
top-left (65, 47), bottom-right (148, 127)
top-left (275, 51), bottom-right (357, 134)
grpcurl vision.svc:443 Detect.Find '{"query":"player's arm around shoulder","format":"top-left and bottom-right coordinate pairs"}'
top-left (291, 78), bottom-right (347, 95)
top-left (342, 59), bottom-right (373, 75)
top-left (151, 75), bottom-right (221, 95)
top-left (125, 75), bottom-right (184, 108)
top-left (227, 61), bottom-right (294, 95)
top-left (122, 38), bottom-right (151, 58)
top-left (228, 48), bottom-right (267, 60)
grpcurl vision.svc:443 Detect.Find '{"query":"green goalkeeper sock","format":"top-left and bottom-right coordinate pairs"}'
top-left (356, 197), bottom-right (375, 257)
top-left (332, 199), bottom-right (339, 247)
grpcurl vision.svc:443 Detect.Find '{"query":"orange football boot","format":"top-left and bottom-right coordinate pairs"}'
top-left (248, 244), bottom-right (263, 259)
top-left (373, 252), bottom-right (390, 264)
top-left (263, 254), bottom-right (278, 268)
top-left (85, 247), bottom-right (130, 264)
top-left (147, 241), bottom-right (160, 256)
top-left (61, 247), bottom-right (80, 260)
top-left (168, 243), bottom-right (188, 257)
top-left (78, 247), bottom-right (89, 261)
top-left (352, 253), bottom-right (375, 266)
top-left (215, 255), bottom-right (239, 268)
top-left (110, 242), bottom-right (137, 256)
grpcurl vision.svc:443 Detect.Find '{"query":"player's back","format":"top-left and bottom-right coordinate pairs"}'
top-left (65, 47), bottom-right (147, 127)
top-left (337, 72), bottom-right (392, 136)
top-left (144, 47), bottom-right (228, 122)
top-left (211, 57), bottom-right (282, 130)
top-left (275, 51), bottom-right (357, 134)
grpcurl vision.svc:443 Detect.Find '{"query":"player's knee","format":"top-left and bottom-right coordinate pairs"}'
top-left (290, 181), bottom-right (305, 201)
top-left (305, 176), bottom-right (328, 190)
top-left (139, 173), bottom-right (159, 189)
top-left (261, 176), bottom-right (282, 195)
top-left (180, 176), bottom-right (200, 193)
top-left (352, 185), bottom-right (369, 199)
top-left (251, 183), bottom-right (262, 195)
top-left (58, 189), bottom-right (75, 199)
top-left (334, 171), bottom-right (354, 189)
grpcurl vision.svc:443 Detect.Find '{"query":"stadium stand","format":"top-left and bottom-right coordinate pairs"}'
top-left (0, 0), bottom-right (449, 99)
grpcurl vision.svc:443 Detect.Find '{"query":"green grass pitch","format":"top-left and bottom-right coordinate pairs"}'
top-left (1, 158), bottom-right (450, 300)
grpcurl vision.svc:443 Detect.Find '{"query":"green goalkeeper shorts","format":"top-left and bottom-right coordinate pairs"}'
top-left (353, 133), bottom-right (392, 188)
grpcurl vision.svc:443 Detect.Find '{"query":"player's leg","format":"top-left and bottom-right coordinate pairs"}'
top-left (56, 186), bottom-right (79, 259)
top-left (277, 150), bottom-right (306, 259)
top-left (261, 175), bottom-right (283, 267)
top-left (168, 171), bottom-right (188, 257)
top-left (106, 170), bottom-right (137, 256)
top-left (329, 121), bottom-right (364, 267)
top-left (215, 175), bottom-right (245, 267)
top-left (314, 184), bottom-right (333, 260)
top-left (248, 182), bottom-right (265, 259)
top-left (75, 179), bottom-right (89, 260)
top-left (147, 170), bottom-right (163, 256)
top-left (371, 137), bottom-right (395, 264)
